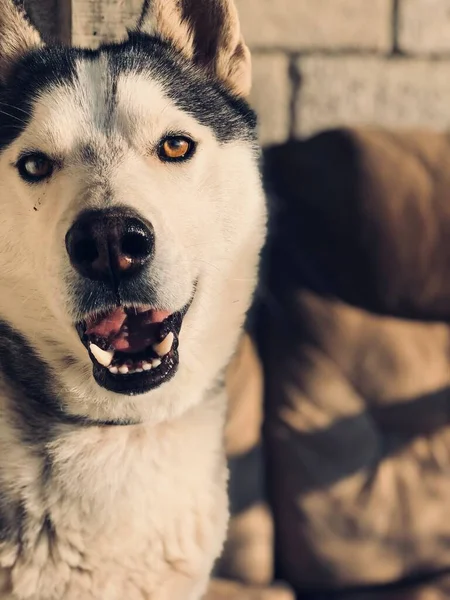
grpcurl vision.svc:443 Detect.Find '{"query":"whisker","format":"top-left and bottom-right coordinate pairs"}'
top-left (0, 108), bottom-right (28, 125)
top-left (195, 259), bottom-right (220, 272)
top-left (0, 102), bottom-right (30, 117)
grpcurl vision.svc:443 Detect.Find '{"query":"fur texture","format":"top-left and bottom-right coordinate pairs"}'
top-left (0, 1), bottom-right (266, 598)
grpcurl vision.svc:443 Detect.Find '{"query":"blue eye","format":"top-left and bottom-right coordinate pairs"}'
top-left (17, 153), bottom-right (54, 183)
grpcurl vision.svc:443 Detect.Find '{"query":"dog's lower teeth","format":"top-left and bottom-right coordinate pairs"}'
top-left (90, 331), bottom-right (172, 376)
top-left (108, 360), bottom-right (160, 375)
top-left (90, 343), bottom-right (114, 367)
top-left (153, 332), bottom-right (174, 357)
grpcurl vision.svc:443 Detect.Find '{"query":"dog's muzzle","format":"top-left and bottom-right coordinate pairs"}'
top-left (65, 207), bottom-right (192, 396)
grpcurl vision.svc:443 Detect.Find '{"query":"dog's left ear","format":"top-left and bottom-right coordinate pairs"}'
top-left (137, 0), bottom-right (251, 98)
top-left (0, 0), bottom-right (43, 82)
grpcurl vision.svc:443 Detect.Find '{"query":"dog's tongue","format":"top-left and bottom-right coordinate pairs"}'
top-left (87, 308), bottom-right (127, 338)
top-left (86, 307), bottom-right (171, 353)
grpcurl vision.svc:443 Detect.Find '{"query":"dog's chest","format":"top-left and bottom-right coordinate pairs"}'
top-left (4, 407), bottom-right (228, 599)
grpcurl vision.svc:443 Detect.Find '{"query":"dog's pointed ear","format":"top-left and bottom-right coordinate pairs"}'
top-left (137, 0), bottom-right (251, 98)
top-left (0, 0), bottom-right (43, 82)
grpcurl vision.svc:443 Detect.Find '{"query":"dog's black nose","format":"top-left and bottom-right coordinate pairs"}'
top-left (65, 208), bottom-right (154, 286)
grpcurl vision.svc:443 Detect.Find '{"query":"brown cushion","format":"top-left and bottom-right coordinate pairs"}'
top-left (342, 574), bottom-right (450, 600)
top-left (206, 579), bottom-right (295, 600)
top-left (257, 128), bottom-right (450, 593)
top-left (263, 128), bottom-right (450, 320)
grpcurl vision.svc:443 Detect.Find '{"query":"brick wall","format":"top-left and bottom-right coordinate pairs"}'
top-left (236, 0), bottom-right (450, 145)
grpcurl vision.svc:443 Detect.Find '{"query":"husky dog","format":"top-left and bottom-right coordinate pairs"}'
top-left (0, 1), bottom-right (266, 598)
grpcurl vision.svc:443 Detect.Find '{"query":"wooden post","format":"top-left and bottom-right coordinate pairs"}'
top-left (25, 0), bottom-right (143, 48)
top-left (71, 0), bottom-right (143, 47)
top-left (25, 0), bottom-right (71, 43)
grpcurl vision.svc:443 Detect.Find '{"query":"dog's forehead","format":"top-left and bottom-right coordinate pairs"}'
top-left (24, 56), bottom-right (196, 155)
top-left (0, 36), bottom-right (257, 155)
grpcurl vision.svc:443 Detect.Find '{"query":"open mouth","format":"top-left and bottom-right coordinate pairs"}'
top-left (76, 302), bottom-right (190, 395)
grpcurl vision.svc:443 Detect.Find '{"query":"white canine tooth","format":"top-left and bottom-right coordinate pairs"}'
top-left (118, 365), bottom-right (129, 374)
top-left (109, 366), bottom-right (119, 374)
top-left (142, 362), bottom-right (152, 371)
top-left (90, 343), bottom-right (114, 367)
top-left (135, 368), bottom-right (143, 373)
top-left (153, 332), bottom-right (174, 357)
top-left (152, 358), bottom-right (162, 368)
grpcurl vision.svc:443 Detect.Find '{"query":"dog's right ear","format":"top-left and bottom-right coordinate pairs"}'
top-left (137, 0), bottom-right (251, 98)
top-left (0, 0), bottom-right (43, 82)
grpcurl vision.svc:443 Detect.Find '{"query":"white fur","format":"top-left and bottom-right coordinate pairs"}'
top-left (0, 37), bottom-right (266, 600)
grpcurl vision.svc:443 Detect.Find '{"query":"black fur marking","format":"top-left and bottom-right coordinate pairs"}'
top-left (209, 372), bottom-right (226, 397)
top-left (113, 33), bottom-right (257, 144)
top-left (13, 0), bottom-right (37, 32)
top-left (42, 513), bottom-right (56, 546)
top-left (59, 354), bottom-right (79, 369)
top-left (0, 491), bottom-right (22, 544)
top-left (104, 55), bottom-right (119, 133)
top-left (78, 144), bottom-right (99, 166)
top-left (0, 46), bottom-right (77, 151)
top-left (0, 320), bottom-right (81, 440)
top-left (137, 0), bottom-right (151, 30)
top-left (181, 0), bottom-right (224, 68)
top-left (0, 34), bottom-right (256, 154)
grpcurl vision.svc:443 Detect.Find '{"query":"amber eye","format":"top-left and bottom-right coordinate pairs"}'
top-left (17, 153), bottom-right (54, 183)
top-left (158, 136), bottom-right (195, 162)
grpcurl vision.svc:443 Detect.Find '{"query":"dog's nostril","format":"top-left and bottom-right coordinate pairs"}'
top-left (121, 231), bottom-right (152, 260)
top-left (73, 239), bottom-right (98, 264)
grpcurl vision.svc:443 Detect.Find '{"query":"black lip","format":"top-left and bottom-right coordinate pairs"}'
top-left (76, 296), bottom-right (192, 396)
top-left (91, 346), bottom-right (180, 396)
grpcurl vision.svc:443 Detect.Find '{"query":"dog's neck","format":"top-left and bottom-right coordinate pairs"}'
top-left (0, 374), bottom-right (227, 537)
top-left (47, 390), bottom-right (227, 512)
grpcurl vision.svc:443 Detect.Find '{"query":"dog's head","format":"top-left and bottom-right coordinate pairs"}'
top-left (0, 0), bottom-right (266, 423)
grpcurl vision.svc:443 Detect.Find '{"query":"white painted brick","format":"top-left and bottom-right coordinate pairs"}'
top-left (399, 0), bottom-right (450, 54)
top-left (236, 0), bottom-right (392, 51)
top-left (250, 54), bottom-right (291, 146)
top-left (295, 56), bottom-right (450, 137)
